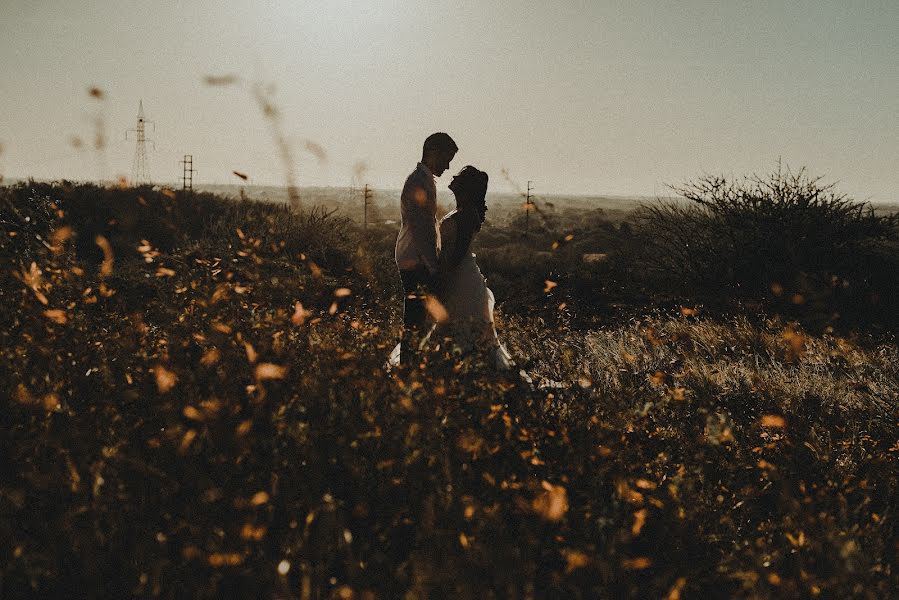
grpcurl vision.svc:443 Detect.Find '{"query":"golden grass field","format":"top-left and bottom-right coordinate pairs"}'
top-left (1, 180), bottom-right (896, 598)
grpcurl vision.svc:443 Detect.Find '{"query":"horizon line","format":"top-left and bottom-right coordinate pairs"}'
top-left (0, 176), bottom-right (685, 201)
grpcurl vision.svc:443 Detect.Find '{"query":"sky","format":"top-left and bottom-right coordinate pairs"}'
top-left (1, 0), bottom-right (897, 201)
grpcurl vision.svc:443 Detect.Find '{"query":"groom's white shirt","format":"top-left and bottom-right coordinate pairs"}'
top-left (395, 162), bottom-right (441, 275)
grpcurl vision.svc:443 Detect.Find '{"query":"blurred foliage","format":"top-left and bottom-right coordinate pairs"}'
top-left (1, 181), bottom-right (897, 598)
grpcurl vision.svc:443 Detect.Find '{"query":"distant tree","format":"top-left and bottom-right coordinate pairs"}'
top-left (634, 165), bottom-right (899, 319)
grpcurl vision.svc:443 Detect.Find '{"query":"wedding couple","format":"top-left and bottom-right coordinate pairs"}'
top-left (388, 132), bottom-right (515, 371)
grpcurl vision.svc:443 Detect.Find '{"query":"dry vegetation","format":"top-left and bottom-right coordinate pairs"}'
top-left (1, 179), bottom-right (897, 598)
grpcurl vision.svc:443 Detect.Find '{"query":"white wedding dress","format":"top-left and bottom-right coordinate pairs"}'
top-left (388, 211), bottom-right (515, 371)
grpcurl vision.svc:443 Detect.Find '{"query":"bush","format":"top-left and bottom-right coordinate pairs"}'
top-left (633, 166), bottom-right (899, 327)
top-left (1, 181), bottom-right (357, 274)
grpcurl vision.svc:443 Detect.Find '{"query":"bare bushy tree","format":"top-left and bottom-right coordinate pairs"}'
top-left (634, 165), bottom-right (899, 300)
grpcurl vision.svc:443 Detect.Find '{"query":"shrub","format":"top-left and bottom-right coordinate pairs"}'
top-left (633, 166), bottom-right (899, 326)
top-left (2, 181), bottom-right (357, 274)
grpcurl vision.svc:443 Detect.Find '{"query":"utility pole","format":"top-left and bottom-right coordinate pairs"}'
top-left (126, 100), bottom-right (154, 185)
top-left (363, 184), bottom-right (373, 228)
top-left (525, 180), bottom-right (534, 235)
top-left (180, 155), bottom-right (195, 191)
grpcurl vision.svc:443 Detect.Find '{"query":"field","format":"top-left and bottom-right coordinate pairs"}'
top-left (1, 180), bottom-right (897, 598)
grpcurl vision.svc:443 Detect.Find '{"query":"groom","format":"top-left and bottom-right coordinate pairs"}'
top-left (395, 132), bottom-right (458, 367)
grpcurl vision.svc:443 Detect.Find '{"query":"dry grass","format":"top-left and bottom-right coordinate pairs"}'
top-left (1, 182), bottom-right (896, 599)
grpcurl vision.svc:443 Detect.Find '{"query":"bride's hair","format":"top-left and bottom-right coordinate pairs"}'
top-left (447, 166), bottom-right (489, 268)
top-left (454, 166), bottom-right (488, 227)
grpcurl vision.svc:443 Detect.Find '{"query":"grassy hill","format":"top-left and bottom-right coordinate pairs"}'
top-left (1, 181), bottom-right (896, 598)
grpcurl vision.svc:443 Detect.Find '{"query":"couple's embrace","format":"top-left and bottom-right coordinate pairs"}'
top-left (388, 132), bottom-right (515, 371)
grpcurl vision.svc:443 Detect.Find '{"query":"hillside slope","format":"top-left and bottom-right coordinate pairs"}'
top-left (1, 183), bottom-right (896, 598)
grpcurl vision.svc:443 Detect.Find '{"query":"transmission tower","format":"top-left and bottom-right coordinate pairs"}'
top-left (180, 155), bottom-right (195, 191)
top-left (126, 100), bottom-right (154, 185)
top-left (525, 180), bottom-right (534, 235)
top-left (363, 184), bottom-right (373, 228)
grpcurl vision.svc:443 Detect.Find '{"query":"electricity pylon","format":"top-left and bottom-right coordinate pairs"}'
top-left (363, 184), bottom-right (373, 228)
top-left (180, 155), bottom-right (195, 191)
top-left (525, 180), bottom-right (534, 234)
top-left (126, 100), bottom-right (154, 185)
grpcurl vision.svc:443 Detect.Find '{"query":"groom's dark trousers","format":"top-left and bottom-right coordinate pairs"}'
top-left (399, 267), bottom-right (436, 367)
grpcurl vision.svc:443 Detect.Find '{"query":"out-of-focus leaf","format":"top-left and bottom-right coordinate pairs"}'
top-left (255, 363), bottom-right (287, 380)
top-left (532, 481), bottom-right (568, 521)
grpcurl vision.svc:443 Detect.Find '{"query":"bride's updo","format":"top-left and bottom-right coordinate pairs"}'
top-left (450, 166), bottom-right (489, 229)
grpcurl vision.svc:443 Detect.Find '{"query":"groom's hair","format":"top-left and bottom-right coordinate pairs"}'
top-left (422, 132), bottom-right (458, 158)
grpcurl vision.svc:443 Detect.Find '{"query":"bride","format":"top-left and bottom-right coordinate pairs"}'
top-left (388, 166), bottom-right (516, 371)
top-left (436, 166), bottom-right (516, 370)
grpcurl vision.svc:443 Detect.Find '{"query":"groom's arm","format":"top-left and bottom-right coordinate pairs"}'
top-left (402, 180), bottom-right (439, 277)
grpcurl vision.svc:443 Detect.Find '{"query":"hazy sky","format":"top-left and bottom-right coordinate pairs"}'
top-left (1, 0), bottom-right (897, 200)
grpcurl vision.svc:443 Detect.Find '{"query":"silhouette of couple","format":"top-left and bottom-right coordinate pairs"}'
top-left (389, 132), bottom-right (515, 371)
